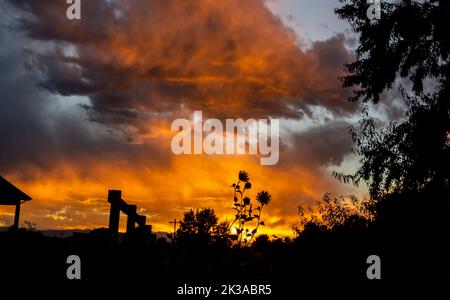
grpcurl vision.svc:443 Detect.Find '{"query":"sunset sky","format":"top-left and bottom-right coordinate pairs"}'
top-left (0, 0), bottom-right (389, 236)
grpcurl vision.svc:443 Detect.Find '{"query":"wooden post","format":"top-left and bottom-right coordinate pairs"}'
top-left (136, 215), bottom-right (146, 228)
top-left (13, 203), bottom-right (20, 230)
top-left (126, 205), bottom-right (137, 233)
top-left (106, 189), bottom-right (152, 239)
top-left (108, 190), bottom-right (122, 235)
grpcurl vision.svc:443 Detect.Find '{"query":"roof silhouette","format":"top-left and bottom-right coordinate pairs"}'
top-left (0, 176), bottom-right (32, 205)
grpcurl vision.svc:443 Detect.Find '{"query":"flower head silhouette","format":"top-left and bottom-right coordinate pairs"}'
top-left (238, 170), bottom-right (250, 182)
top-left (256, 191), bottom-right (271, 206)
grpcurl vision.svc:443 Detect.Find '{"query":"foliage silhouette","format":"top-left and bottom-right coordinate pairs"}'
top-left (176, 208), bottom-right (219, 247)
top-left (229, 171), bottom-right (271, 245)
top-left (332, 0), bottom-right (450, 279)
top-left (296, 193), bottom-right (373, 233)
top-left (334, 0), bottom-right (449, 200)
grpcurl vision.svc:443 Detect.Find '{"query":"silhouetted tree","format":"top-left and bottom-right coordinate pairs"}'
top-left (176, 208), bottom-right (220, 247)
top-left (213, 221), bottom-right (230, 245)
top-left (334, 1), bottom-right (449, 217)
top-left (178, 208), bottom-right (217, 235)
top-left (333, 0), bottom-right (449, 279)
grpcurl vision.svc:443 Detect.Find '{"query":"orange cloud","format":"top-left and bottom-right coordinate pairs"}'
top-left (1, 148), bottom-right (352, 236)
top-left (0, 0), bottom-right (360, 236)
top-left (7, 0), bottom-right (354, 132)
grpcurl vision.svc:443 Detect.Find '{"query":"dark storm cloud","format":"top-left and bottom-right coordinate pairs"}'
top-left (0, 22), bottom-right (171, 176)
top-left (280, 120), bottom-right (353, 168)
top-left (5, 0), bottom-right (356, 137)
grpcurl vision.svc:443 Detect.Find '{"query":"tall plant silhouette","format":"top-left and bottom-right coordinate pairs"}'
top-left (229, 171), bottom-right (271, 245)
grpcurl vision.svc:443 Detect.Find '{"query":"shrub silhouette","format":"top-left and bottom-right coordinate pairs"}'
top-left (295, 193), bottom-right (371, 235)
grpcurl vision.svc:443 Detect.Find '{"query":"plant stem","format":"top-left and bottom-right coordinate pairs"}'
top-left (248, 204), bottom-right (264, 244)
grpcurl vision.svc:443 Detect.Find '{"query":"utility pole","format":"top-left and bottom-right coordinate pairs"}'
top-left (169, 219), bottom-right (180, 239)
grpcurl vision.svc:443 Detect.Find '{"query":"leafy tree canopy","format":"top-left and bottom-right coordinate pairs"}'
top-left (335, 0), bottom-right (449, 201)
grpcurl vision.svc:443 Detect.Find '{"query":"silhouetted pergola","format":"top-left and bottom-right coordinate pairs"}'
top-left (0, 176), bottom-right (32, 229)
